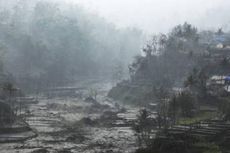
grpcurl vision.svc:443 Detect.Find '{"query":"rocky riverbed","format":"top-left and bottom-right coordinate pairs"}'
top-left (0, 80), bottom-right (141, 153)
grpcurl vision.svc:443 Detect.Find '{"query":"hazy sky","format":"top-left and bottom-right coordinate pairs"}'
top-left (3, 0), bottom-right (229, 33)
top-left (59, 0), bottom-right (230, 33)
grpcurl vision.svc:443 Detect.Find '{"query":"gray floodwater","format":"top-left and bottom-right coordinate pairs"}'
top-left (0, 80), bottom-right (140, 153)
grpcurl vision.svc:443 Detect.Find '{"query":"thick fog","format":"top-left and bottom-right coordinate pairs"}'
top-left (0, 0), bottom-right (145, 91)
top-left (65, 0), bottom-right (230, 33)
top-left (1, 0), bottom-right (230, 33)
top-left (0, 0), bottom-right (229, 90)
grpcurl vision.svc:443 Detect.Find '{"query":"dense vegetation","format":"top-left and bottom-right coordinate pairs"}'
top-left (109, 23), bottom-right (230, 105)
top-left (109, 23), bottom-right (230, 153)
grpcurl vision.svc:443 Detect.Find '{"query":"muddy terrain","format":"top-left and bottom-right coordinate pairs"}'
top-left (0, 80), bottom-right (140, 153)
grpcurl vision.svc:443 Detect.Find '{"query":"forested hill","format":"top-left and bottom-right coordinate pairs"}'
top-left (0, 0), bottom-right (143, 90)
top-left (109, 23), bottom-right (230, 105)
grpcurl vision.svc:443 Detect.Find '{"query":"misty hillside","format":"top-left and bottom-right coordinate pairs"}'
top-left (0, 0), bottom-right (143, 90)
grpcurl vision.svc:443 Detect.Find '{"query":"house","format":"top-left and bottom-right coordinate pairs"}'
top-left (209, 75), bottom-right (225, 85)
top-left (199, 29), bottom-right (230, 49)
top-left (224, 76), bottom-right (230, 85)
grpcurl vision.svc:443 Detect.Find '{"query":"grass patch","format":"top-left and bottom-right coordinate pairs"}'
top-left (193, 142), bottom-right (222, 153)
top-left (177, 111), bottom-right (218, 125)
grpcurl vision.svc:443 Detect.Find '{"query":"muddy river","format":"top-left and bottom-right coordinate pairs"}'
top-left (0, 80), bottom-right (141, 153)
